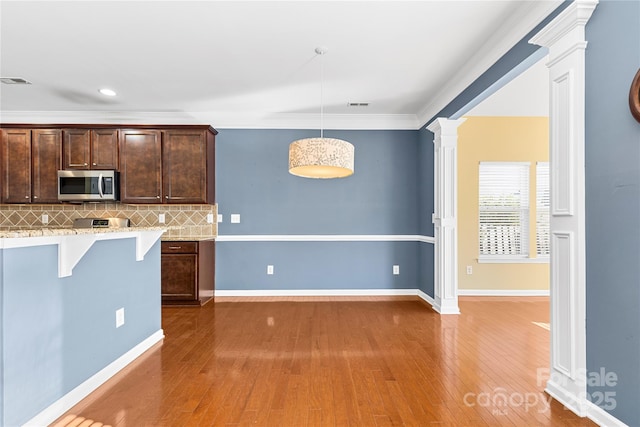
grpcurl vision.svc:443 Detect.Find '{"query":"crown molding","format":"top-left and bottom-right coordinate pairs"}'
top-left (416, 0), bottom-right (563, 127)
top-left (0, 110), bottom-right (420, 130)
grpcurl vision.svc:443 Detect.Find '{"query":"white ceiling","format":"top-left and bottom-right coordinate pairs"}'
top-left (0, 0), bottom-right (560, 129)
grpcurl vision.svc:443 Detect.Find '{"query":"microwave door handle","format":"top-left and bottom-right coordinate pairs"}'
top-left (98, 173), bottom-right (104, 198)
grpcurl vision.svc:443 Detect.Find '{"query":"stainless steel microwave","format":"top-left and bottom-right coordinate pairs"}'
top-left (57, 170), bottom-right (119, 201)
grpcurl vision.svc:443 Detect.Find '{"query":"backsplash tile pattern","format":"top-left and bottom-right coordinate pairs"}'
top-left (0, 203), bottom-right (217, 240)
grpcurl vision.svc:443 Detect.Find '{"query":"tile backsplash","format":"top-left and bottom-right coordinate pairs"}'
top-left (0, 203), bottom-right (217, 240)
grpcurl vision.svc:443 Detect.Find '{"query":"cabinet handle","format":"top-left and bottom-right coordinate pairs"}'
top-left (25, 195), bottom-right (29, 199)
top-left (92, 162), bottom-right (97, 166)
top-left (84, 163), bottom-right (88, 166)
top-left (169, 246), bottom-right (181, 249)
top-left (156, 195), bottom-right (160, 199)
top-left (33, 195), bottom-right (38, 199)
top-left (165, 195), bottom-right (169, 199)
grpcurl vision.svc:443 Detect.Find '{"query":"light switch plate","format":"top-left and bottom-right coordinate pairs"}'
top-left (206, 213), bottom-right (214, 224)
top-left (393, 265), bottom-right (400, 275)
top-left (267, 265), bottom-right (274, 275)
top-left (158, 213), bottom-right (166, 224)
top-left (217, 214), bottom-right (223, 223)
top-left (41, 214), bottom-right (49, 224)
top-left (231, 214), bottom-right (241, 224)
top-left (116, 308), bottom-right (125, 328)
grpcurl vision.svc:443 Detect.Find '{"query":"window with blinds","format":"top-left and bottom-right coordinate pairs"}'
top-left (536, 162), bottom-right (550, 257)
top-left (478, 162), bottom-right (530, 258)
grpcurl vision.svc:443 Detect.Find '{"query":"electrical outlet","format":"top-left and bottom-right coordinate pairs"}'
top-left (267, 265), bottom-right (274, 275)
top-left (206, 213), bottom-right (214, 224)
top-left (466, 266), bottom-right (473, 275)
top-left (158, 213), bottom-right (166, 224)
top-left (41, 214), bottom-right (49, 224)
top-left (393, 265), bottom-right (400, 275)
top-left (231, 214), bottom-right (241, 223)
top-left (217, 214), bottom-right (223, 223)
top-left (116, 308), bottom-right (125, 328)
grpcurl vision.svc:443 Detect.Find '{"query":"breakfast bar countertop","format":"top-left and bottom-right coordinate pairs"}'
top-left (161, 235), bottom-right (216, 242)
top-left (0, 226), bottom-right (167, 239)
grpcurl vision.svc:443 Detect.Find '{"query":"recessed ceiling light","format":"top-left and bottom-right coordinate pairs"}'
top-left (99, 88), bottom-right (116, 96)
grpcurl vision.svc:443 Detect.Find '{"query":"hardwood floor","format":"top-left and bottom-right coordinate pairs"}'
top-left (52, 297), bottom-right (597, 427)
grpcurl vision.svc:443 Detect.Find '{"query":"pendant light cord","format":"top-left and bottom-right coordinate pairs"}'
top-left (320, 50), bottom-right (324, 139)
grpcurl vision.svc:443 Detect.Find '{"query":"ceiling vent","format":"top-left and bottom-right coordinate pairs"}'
top-left (348, 102), bottom-right (369, 107)
top-left (1, 77), bottom-right (32, 85)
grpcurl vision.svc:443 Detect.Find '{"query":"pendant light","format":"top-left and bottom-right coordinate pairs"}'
top-left (288, 47), bottom-right (355, 179)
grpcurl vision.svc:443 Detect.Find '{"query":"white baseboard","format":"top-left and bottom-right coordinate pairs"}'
top-left (215, 289), bottom-right (419, 297)
top-left (545, 379), bottom-right (630, 427)
top-left (23, 329), bottom-right (164, 427)
top-left (586, 400), bottom-right (629, 427)
top-left (417, 289), bottom-right (435, 306)
top-left (458, 289), bottom-right (550, 296)
top-left (545, 380), bottom-right (587, 418)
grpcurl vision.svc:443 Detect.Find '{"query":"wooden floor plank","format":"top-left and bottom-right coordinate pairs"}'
top-left (51, 297), bottom-right (598, 427)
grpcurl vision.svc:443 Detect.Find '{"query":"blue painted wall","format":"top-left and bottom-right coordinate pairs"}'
top-left (418, 127), bottom-right (435, 296)
top-left (585, 1), bottom-right (640, 425)
top-left (216, 241), bottom-right (419, 290)
top-left (1, 239), bottom-right (161, 426)
top-left (0, 250), bottom-right (3, 426)
top-left (216, 129), bottom-right (420, 235)
top-left (215, 129), bottom-right (431, 293)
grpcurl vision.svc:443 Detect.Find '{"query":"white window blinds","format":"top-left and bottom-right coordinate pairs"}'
top-left (479, 162), bottom-right (530, 258)
top-left (536, 162), bottom-right (550, 257)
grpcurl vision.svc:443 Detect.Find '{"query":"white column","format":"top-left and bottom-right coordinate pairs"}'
top-left (427, 118), bottom-right (465, 315)
top-left (529, 0), bottom-right (597, 417)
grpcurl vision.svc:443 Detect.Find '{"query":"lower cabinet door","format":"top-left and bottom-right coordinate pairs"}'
top-left (161, 253), bottom-right (197, 302)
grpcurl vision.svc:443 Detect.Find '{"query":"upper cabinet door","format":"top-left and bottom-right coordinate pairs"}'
top-left (90, 129), bottom-right (118, 170)
top-left (1, 128), bottom-right (32, 203)
top-left (63, 128), bottom-right (118, 170)
top-left (63, 129), bottom-right (91, 169)
top-left (31, 129), bottom-right (62, 203)
top-left (119, 129), bottom-right (162, 204)
top-left (162, 130), bottom-right (209, 204)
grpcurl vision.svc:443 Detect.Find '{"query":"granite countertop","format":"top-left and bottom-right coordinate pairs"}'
top-left (161, 236), bottom-right (216, 242)
top-left (0, 226), bottom-right (167, 239)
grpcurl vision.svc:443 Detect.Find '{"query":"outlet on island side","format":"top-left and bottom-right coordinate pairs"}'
top-left (116, 308), bottom-right (125, 328)
top-left (393, 265), bottom-right (400, 275)
top-left (267, 265), bottom-right (274, 275)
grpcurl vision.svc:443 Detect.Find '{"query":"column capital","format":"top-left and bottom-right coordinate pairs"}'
top-left (529, 0), bottom-right (597, 67)
top-left (426, 117), bottom-right (466, 137)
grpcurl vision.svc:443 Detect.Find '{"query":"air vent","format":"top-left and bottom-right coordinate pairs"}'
top-left (348, 102), bottom-right (369, 107)
top-left (1, 77), bottom-right (32, 85)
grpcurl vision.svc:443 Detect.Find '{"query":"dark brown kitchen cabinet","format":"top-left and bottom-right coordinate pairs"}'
top-left (1, 128), bottom-right (61, 203)
top-left (119, 129), bottom-right (162, 203)
top-left (1, 124), bottom-right (217, 205)
top-left (1, 128), bottom-right (31, 203)
top-left (162, 129), bottom-right (215, 204)
top-left (161, 240), bottom-right (215, 305)
top-left (63, 128), bottom-right (118, 170)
